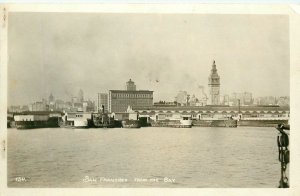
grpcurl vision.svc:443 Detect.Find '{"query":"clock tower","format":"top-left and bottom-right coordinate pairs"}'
top-left (208, 60), bottom-right (220, 105)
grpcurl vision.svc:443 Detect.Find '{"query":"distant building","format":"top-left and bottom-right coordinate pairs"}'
top-left (30, 101), bottom-right (47, 111)
top-left (71, 96), bottom-right (78, 104)
top-left (189, 94), bottom-right (198, 106)
top-left (175, 91), bottom-right (189, 106)
top-left (83, 100), bottom-right (96, 112)
top-left (222, 94), bottom-right (230, 105)
top-left (78, 89), bottom-right (84, 103)
top-left (73, 102), bottom-right (83, 111)
top-left (197, 86), bottom-right (208, 106)
top-left (108, 79), bottom-right (153, 112)
top-left (49, 93), bottom-right (55, 104)
top-left (55, 99), bottom-right (66, 111)
top-left (208, 60), bottom-right (220, 105)
top-left (98, 93), bottom-right (108, 112)
top-left (154, 101), bottom-right (177, 107)
top-left (277, 96), bottom-right (290, 106)
top-left (8, 105), bottom-right (21, 113)
top-left (255, 96), bottom-right (276, 105)
top-left (125, 79), bottom-right (136, 91)
top-left (21, 105), bottom-right (29, 112)
top-left (243, 92), bottom-right (253, 105)
top-left (230, 92), bottom-right (253, 106)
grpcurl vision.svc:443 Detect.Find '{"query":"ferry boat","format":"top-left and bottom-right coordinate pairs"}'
top-left (121, 119), bottom-right (141, 128)
top-left (92, 108), bottom-right (115, 128)
top-left (113, 106), bottom-right (141, 128)
top-left (150, 114), bottom-right (192, 128)
top-left (73, 119), bottom-right (89, 128)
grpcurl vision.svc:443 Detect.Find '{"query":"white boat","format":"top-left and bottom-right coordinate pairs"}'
top-left (73, 119), bottom-right (88, 128)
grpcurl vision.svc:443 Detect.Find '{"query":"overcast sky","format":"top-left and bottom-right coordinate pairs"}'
top-left (8, 13), bottom-right (289, 105)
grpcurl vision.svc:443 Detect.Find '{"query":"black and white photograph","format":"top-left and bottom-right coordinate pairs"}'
top-left (1, 3), bottom-right (299, 195)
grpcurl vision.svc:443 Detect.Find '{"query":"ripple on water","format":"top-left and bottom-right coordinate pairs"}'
top-left (7, 127), bottom-right (283, 187)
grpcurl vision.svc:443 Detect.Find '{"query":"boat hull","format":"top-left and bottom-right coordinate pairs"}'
top-left (237, 119), bottom-right (288, 127)
top-left (193, 119), bottom-right (237, 127)
top-left (122, 120), bottom-right (141, 128)
top-left (92, 113), bottom-right (115, 128)
top-left (150, 120), bottom-right (192, 128)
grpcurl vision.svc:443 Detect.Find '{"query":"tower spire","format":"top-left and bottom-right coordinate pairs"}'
top-left (208, 60), bottom-right (220, 105)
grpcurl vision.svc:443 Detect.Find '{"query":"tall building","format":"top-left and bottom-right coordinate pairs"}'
top-left (78, 89), bottom-right (84, 103)
top-left (48, 93), bottom-right (55, 103)
top-left (208, 60), bottom-right (220, 105)
top-left (243, 92), bottom-right (253, 105)
top-left (126, 79), bottom-right (136, 91)
top-left (98, 93), bottom-right (108, 112)
top-left (108, 79), bottom-right (153, 112)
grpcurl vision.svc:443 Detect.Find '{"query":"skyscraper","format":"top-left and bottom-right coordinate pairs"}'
top-left (48, 93), bottom-right (55, 104)
top-left (208, 60), bottom-right (220, 105)
top-left (78, 89), bottom-right (84, 103)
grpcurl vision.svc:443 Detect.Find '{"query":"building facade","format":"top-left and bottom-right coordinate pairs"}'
top-left (108, 79), bottom-right (153, 112)
top-left (134, 105), bottom-right (290, 121)
top-left (208, 60), bottom-right (220, 105)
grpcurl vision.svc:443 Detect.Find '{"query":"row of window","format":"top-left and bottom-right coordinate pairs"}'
top-left (112, 93), bottom-right (153, 98)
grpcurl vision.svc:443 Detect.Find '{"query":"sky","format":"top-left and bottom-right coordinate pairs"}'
top-left (8, 13), bottom-right (289, 105)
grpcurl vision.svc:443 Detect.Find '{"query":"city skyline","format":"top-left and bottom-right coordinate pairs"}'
top-left (8, 13), bottom-right (289, 105)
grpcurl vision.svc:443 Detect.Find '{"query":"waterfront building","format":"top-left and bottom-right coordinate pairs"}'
top-left (134, 105), bottom-right (290, 122)
top-left (108, 79), bottom-right (153, 112)
top-left (98, 93), bottom-right (109, 112)
top-left (63, 112), bottom-right (92, 128)
top-left (154, 101), bottom-right (177, 107)
top-left (208, 60), bottom-right (220, 105)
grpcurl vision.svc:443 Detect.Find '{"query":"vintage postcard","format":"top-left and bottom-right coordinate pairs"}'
top-left (0, 3), bottom-right (300, 196)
